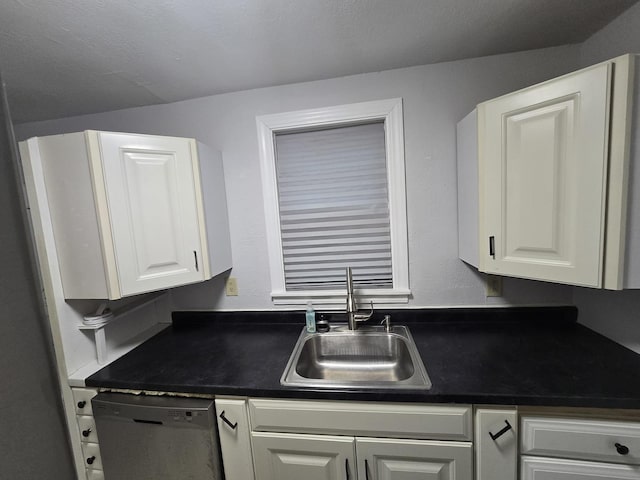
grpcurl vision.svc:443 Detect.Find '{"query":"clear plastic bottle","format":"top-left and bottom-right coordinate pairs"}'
top-left (305, 301), bottom-right (316, 333)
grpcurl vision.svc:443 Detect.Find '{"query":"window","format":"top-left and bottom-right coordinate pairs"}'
top-left (257, 98), bottom-right (409, 305)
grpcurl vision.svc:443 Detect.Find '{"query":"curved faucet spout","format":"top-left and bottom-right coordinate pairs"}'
top-left (346, 267), bottom-right (374, 330)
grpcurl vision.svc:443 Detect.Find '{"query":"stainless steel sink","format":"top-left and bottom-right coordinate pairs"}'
top-left (280, 325), bottom-right (431, 389)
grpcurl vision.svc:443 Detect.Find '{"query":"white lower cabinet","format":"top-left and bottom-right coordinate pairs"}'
top-left (357, 437), bottom-right (472, 480)
top-left (85, 469), bottom-right (105, 480)
top-left (521, 456), bottom-right (640, 479)
top-left (251, 432), bottom-right (472, 480)
top-left (252, 432), bottom-right (356, 480)
top-left (520, 413), bottom-right (640, 480)
top-left (72, 387), bottom-right (103, 480)
top-left (215, 397), bottom-right (256, 480)
top-left (247, 399), bottom-right (473, 480)
top-left (474, 408), bottom-right (518, 480)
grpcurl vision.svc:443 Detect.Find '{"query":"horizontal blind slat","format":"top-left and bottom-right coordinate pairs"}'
top-left (275, 122), bottom-right (392, 291)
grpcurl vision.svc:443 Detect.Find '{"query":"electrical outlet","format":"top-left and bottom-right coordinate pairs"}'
top-left (225, 277), bottom-right (239, 296)
top-left (486, 274), bottom-right (503, 297)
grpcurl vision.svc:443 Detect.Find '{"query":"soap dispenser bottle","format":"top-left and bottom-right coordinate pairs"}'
top-left (305, 301), bottom-right (316, 333)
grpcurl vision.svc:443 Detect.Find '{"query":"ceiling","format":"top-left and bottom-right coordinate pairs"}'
top-left (1, 0), bottom-right (637, 123)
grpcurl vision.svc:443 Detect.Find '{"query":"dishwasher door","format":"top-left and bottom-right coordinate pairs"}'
top-left (92, 393), bottom-right (222, 480)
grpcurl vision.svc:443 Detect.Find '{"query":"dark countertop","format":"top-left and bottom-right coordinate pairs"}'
top-left (86, 307), bottom-right (640, 409)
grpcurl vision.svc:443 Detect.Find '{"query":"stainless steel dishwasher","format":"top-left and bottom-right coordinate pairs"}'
top-left (92, 392), bottom-right (222, 479)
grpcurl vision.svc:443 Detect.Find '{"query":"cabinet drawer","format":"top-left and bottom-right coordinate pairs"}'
top-left (73, 388), bottom-right (98, 415)
top-left (77, 415), bottom-right (98, 443)
top-left (81, 443), bottom-right (102, 470)
top-left (521, 416), bottom-right (640, 465)
top-left (521, 456), bottom-right (640, 480)
top-left (249, 399), bottom-right (472, 441)
top-left (86, 469), bottom-right (104, 480)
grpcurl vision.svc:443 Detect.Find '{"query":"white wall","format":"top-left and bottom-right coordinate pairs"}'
top-left (580, 2), bottom-right (640, 66)
top-left (575, 3), bottom-right (640, 354)
top-left (16, 46), bottom-right (580, 311)
top-left (0, 83), bottom-right (75, 478)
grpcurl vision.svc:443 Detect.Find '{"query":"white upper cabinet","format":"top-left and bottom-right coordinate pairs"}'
top-left (458, 54), bottom-right (639, 289)
top-left (480, 63), bottom-right (611, 287)
top-left (20, 131), bottom-right (231, 299)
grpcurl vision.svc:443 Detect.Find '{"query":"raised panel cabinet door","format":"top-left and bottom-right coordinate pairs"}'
top-left (95, 132), bottom-right (205, 296)
top-left (480, 63), bottom-right (612, 287)
top-left (521, 456), bottom-right (640, 480)
top-left (355, 437), bottom-right (473, 480)
top-left (474, 408), bottom-right (517, 480)
top-left (251, 432), bottom-right (356, 480)
top-left (215, 398), bottom-right (256, 480)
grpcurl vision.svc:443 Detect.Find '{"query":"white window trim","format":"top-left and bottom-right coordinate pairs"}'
top-left (257, 98), bottom-right (409, 306)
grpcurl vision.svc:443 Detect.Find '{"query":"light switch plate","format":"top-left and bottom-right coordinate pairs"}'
top-left (225, 277), bottom-right (239, 296)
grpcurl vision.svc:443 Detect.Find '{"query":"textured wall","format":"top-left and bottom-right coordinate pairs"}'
top-left (580, 1), bottom-right (640, 66)
top-left (575, 3), bottom-right (640, 354)
top-left (0, 80), bottom-right (75, 478)
top-left (15, 46), bottom-right (581, 311)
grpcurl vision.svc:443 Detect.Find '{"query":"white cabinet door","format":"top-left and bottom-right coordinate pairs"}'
top-left (356, 437), bottom-right (473, 480)
top-left (475, 408), bottom-right (517, 480)
top-left (21, 131), bottom-right (230, 299)
top-left (95, 132), bottom-right (205, 296)
top-left (252, 432), bottom-right (356, 480)
top-left (216, 398), bottom-right (256, 480)
top-left (479, 63), bottom-right (612, 287)
top-left (521, 456), bottom-right (640, 479)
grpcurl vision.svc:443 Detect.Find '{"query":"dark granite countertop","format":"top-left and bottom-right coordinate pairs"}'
top-left (86, 307), bottom-right (640, 409)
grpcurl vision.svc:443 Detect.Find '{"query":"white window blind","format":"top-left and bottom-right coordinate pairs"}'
top-left (274, 122), bottom-right (392, 291)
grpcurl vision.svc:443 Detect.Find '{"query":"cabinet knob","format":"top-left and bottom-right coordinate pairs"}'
top-left (77, 401), bottom-right (86, 409)
top-left (82, 428), bottom-right (92, 437)
top-left (86, 456), bottom-right (96, 465)
top-left (615, 443), bottom-right (630, 455)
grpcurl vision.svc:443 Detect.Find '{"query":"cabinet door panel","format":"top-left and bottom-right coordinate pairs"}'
top-left (521, 415), bottom-right (640, 465)
top-left (356, 437), bottom-right (472, 480)
top-left (521, 455), bottom-right (640, 479)
top-left (215, 398), bottom-right (255, 480)
top-left (97, 133), bottom-right (204, 296)
top-left (475, 408), bottom-right (517, 480)
top-left (480, 63), bottom-right (611, 287)
top-left (252, 432), bottom-right (355, 480)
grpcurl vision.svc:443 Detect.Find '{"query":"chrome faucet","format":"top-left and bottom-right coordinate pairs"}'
top-left (346, 267), bottom-right (373, 330)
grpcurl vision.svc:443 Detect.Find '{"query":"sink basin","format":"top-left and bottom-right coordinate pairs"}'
top-left (280, 325), bottom-right (431, 390)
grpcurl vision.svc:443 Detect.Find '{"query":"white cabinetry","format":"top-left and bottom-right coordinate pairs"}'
top-left (19, 131), bottom-right (231, 299)
top-left (480, 63), bottom-right (611, 287)
top-left (520, 414), bottom-right (640, 480)
top-left (474, 407), bottom-right (518, 480)
top-left (522, 456), bottom-right (640, 480)
top-left (457, 54), bottom-right (640, 289)
top-left (215, 397), bottom-right (256, 480)
top-left (252, 432), bottom-right (355, 480)
top-left (72, 388), bottom-right (103, 480)
top-left (248, 399), bottom-right (473, 480)
top-left (357, 437), bottom-right (472, 480)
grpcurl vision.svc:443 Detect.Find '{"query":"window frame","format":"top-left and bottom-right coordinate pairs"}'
top-left (256, 98), bottom-right (409, 305)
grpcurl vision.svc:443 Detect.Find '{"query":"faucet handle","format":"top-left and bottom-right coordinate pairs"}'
top-left (380, 315), bottom-right (391, 332)
top-left (354, 301), bottom-right (374, 322)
